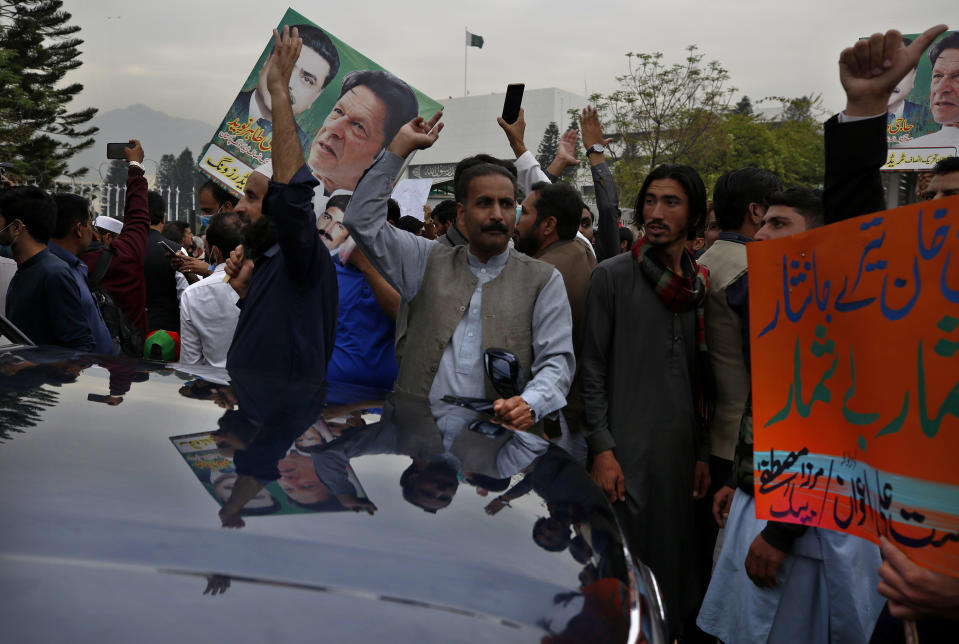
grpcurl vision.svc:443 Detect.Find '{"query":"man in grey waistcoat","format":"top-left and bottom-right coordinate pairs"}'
top-left (344, 112), bottom-right (575, 433)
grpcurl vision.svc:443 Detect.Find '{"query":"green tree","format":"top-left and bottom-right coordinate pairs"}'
top-left (535, 122), bottom-right (560, 170)
top-left (591, 45), bottom-right (735, 198)
top-left (0, 0), bottom-right (97, 186)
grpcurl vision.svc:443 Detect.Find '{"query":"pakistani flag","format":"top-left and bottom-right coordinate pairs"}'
top-left (466, 30), bottom-right (484, 48)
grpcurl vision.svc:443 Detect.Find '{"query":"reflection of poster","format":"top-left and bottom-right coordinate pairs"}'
top-left (747, 196), bottom-right (959, 575)
top-left (884, 30), bottom-right (959, 170)
top-left (171, 425), bottom-right (371, 515)
top-left (197, 7), bottom-right (443, 196)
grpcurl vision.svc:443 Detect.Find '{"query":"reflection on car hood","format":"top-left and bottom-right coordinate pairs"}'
top-left (0, 347), bottom-right (658, 643)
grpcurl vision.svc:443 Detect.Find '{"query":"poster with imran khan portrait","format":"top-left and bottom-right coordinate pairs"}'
top-left (197, 7), bottom-right (443, 197)
top-left (883, 30), bottom-right (958, 171)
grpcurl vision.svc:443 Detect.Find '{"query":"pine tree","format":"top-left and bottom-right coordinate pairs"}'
top-left (0, 0), bottom-right (98, 186)
top-left (733, 95), bottom-right (753, 115)
top-left (156, 154), bottom-right (177, 189)
top-left (104, 158), bottom-right (126, 185)
top-left (535, 122), bottom-right (560, 170)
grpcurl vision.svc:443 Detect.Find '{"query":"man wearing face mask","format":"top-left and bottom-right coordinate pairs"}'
top-left (178, 211), bottom-right (244, 368)
top-left (0, 186), bottom-right (96, 351)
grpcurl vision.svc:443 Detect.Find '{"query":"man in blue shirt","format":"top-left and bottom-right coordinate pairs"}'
top-left (0, 186), bottom-right (96, 351)
top-left (319, 193), bottom-right (399, 390)
top-left (49, 193), bottom-right (115, 355)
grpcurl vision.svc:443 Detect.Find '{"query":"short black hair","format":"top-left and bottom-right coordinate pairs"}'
top-left (0, 185), bottom-right (55, 243)
top-left (199, 180), bottom-right (237, 209)
top-left (162, 220), bottom-right (189, 245)
top-left (619, 226), bottom-right (634, 247)
top-left (397, 215), bottom-right (423, 235)
top-left (454, 156), bottom-right (517, 204)
top-left (386, 198), bottom-right (401, 225)
top-left (51, 193), bottom-right (91, 239)
top-left (636, 164), bottom-right (707, 234)
top-left (929, 31), bottom-right (959, 68)
top-left (326, 193), bottom-right (351, 213)
top-left (532, 182), bottom-right (585, 241)
top-left (765, 187), bottom-right (824, 229)
top-left (205, 212), bottom-right (242, 257)
top-left (431, 199), bottom-right (457, 225)
top-left (932, 156), bottom-right (959, 176)
top-left (712, 167), bottom-right (782, 232)
top-left (148, 191), bottom-right (166, 226)
top-left (291, 24), bottom-right (340, 89)
top-left (338, 70), bottom-right (418, 148)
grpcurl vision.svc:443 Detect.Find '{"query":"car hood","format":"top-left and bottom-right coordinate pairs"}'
top-left (0, 347), bottom-right (660, 643)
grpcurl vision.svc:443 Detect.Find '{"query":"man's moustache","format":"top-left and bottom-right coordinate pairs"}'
top-left (481, 223), bottom-right (508, 234)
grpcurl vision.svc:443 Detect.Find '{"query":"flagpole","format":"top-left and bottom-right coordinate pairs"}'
top-left (464, 27), bottom-right (468, 97)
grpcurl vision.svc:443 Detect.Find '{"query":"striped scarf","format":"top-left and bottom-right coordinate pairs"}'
top-left (632, 235), bottom-right (713, 430)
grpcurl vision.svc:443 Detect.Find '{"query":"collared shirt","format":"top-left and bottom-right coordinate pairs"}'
top-left (48, 242), bottom-right (114, 355)
top-left (226, 164), bottom-right (338, 382)
top-left (179, 264), bottom-right (239, 368)
top-left (344, 150), bottom-right (574, 421)
top-left (6, 248), bottom-right (95, 351)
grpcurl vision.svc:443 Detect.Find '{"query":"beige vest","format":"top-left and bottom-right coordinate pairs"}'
top-left (698, 239), bottom-right (751, 461)
top-left (395, 245), bottom-right (555, 399)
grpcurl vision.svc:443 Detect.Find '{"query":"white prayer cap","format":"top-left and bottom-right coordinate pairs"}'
top-left (94, 216), bottom-right (123, 234)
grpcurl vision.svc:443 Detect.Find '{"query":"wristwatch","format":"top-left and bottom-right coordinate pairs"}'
top-left (128, 161), bottom-right (145, 171)
top-left (529, 407), bottom-right (537, 423)
top-left (586, 143), bottom-right (605, 156)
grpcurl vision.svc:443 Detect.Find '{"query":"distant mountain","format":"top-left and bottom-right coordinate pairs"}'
top-left (67, 104), bottom-right (217, 180)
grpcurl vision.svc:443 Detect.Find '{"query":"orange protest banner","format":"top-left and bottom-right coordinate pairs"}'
top-left (747, 195), bottom-right (959, 576)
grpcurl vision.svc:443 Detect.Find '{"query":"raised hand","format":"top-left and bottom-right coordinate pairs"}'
top-left (267, 26), bottom-right (302, 96)
top-left (839, 25), bottom-right (948, 116)
top-left (387, 111), bottom-right (445, 159)
top-left (123, 139), bottom-right (145, 164)
top-left (580, 106), bottom-right (614, 149)
top-left (497, 107), bottom-right (528, 157)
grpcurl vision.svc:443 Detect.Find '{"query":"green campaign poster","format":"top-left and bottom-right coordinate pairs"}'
top-left (198, 7), bottom-right (442, 196)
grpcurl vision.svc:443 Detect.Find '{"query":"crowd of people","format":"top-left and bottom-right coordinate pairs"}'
top-left (1, 23), bottom-right (958, 643)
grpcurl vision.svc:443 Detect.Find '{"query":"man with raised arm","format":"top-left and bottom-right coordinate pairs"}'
top-left (218, 27), bottom-right (339, 528)
top-left (343, 113), bottom-right (575, 434)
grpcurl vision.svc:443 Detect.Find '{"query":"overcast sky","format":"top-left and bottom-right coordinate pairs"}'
top-left (66, 1), bottom-right (952, 125)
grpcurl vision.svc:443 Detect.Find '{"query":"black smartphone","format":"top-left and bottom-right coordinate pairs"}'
top-left (106, 142), bottom-right (134, 159)
top-left (87, 393), bottom-right (112, 403)
top-left (158, 240), bottom-right (178, 257)
top-left (502, 83), bottom-right (525, 125)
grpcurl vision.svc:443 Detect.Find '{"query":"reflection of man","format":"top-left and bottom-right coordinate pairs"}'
top-left (225, 23), bottom-right (340, 151)
top-left (307, 70), bottom-right (418, 193)
top-left (908, 32), bottom-right (959, 148)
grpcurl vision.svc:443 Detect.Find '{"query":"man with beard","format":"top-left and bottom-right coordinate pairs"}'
top-left (513, 180), bottom-right (594, 462)
top-left (224, 27), bottom-right (337, 383)
top-left (344, 114), bottom-right (575, 434)
top-left (580, 164), bottom-right (711, 640)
